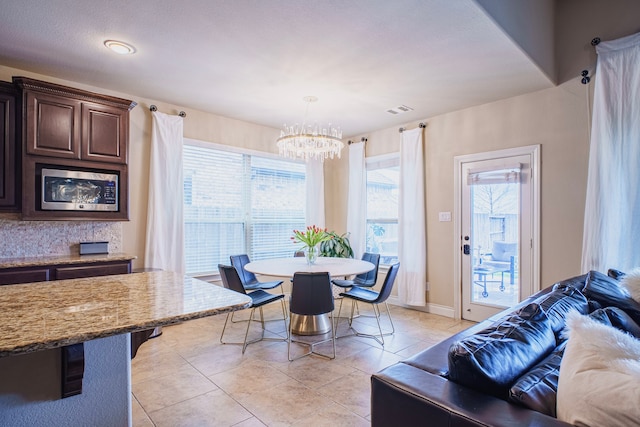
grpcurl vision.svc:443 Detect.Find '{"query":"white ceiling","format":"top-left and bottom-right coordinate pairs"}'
top-left (0, 0), bottom-right (554, 137)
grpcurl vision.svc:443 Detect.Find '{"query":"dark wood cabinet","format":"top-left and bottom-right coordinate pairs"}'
top-left (0, 268), bottom-right (50, 285)
top-left (15, 77), bottom-right (133, 165)
top-left (0, 81), bottom-right (18, 210)
top-left (24, 90), bottom-right (82, 160)
top-left (12, 77), bottom-right (135, 220)
top-left (54, 262), bottom-right (131, 280)
top-left (0, 260), bottom-right (132, 285)
top-left (82, 102), bottom-right (128, 164)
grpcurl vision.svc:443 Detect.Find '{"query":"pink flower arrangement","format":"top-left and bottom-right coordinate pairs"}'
top-left (291, 225), bottom-right (333, 248)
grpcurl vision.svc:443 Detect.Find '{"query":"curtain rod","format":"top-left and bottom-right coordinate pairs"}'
top-left (149, 104), bottom-right (186, 118)
top-left (347, 137), bottom-right (368, 145)
top-left (581, 37), bottom-right (601, 84)
top-left (399, 122), bottom-right (426, 133)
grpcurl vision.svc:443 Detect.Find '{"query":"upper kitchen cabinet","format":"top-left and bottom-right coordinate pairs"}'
top-left (82, 102), bottom-right (129, 164)
top-left (14, 77), bottom-right (136, 165)
top-left (0, 81), bottom-right (18, 210)
top-left (13, 77), bottom-right (136, 221)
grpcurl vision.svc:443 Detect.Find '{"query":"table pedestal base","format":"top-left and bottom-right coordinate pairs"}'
top-left (290, 313), bottom-right (331, 335)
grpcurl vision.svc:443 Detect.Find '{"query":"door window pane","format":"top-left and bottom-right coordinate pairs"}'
top-left (470, 182), bottom-right (520, 307)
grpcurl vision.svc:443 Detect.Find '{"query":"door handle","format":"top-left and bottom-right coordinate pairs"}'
top-left (463, 244), bottom-right (470, 255)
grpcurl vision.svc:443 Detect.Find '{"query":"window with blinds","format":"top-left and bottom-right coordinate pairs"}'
top-left (183, 143), bottom-right (306, 275)
top-left (366, 154), bottom-right (400, 265)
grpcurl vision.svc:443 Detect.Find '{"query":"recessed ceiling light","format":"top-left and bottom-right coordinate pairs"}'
top-left (104, 40), bottom-right (136, 55)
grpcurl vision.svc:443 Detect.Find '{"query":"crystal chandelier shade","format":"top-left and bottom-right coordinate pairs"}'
top-left (277, 97), bottom-right (344, 162)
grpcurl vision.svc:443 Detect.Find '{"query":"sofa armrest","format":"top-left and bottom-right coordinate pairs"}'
top-left (371, 363), bottom-right (572, 427)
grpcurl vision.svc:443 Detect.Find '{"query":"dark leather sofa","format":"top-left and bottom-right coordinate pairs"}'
top-left (371, 270), bottom-right (640, 426)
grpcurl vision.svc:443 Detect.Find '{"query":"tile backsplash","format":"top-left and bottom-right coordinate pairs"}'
top-left (0, 213), bottom-right (123, 258)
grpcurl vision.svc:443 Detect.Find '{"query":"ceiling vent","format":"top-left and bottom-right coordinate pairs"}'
top-left (386, 105), bottom-right (414, 115)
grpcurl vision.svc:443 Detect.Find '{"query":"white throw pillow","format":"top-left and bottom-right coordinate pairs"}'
top-left (621, 267), bottom-right (640, 302)
top-left (557, 311), bottom-right (640, 426)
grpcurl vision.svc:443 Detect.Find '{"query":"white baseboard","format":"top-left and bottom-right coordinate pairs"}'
top-left (387, 296), bottom-right (455, 318)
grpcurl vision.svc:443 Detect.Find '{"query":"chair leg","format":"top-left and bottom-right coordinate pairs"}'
top-left (332, 298), bottom-right (341, 333)
top-left (330, 312), bottom-right (336, 359)
top-left (222, 305), bottom-right (287, 354)
top-left (336, 301), bottom-right (395, 346)
top-left (348, 299), bottom-right (356, 326)
top-left (257, 304), bottom-right (288, 345)
top-left (368, 302), bottom-right (395, 346)
top-left (221, 307), bottom-right (261, 351)
top-left (384, 302), bottom-right (395, 335)
top-left (230, 309), bottom-right (259, 323)
top-left (373, 304), bottom-right (384, 345)
top-left (334, 298), bottom-right (350, 337)
top-left (335, 299), bottom-right (359, 339)
top-left (242, 308), bottom-right (257, 354)
top-left (287, 313), bottom-right (294, 361)
top-left (259, 307), bottom-right (265, 330)
top-left (288, 314), bottom-right (336, 361)
top-left (283, 306), bottom-right (289, 339)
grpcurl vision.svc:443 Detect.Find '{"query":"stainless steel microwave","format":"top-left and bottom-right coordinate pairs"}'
top-left (41, 168), bottom-right (118, 211)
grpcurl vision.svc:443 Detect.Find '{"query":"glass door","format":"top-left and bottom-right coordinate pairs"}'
top-left (460, 153), bottom-right (535, 322)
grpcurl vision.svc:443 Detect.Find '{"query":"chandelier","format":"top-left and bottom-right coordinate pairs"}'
top-left (277, 96), bottom-right (344, 162)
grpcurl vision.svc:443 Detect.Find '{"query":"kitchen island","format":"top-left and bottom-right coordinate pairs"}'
top-left (0, 271), bottom-right (251, 426)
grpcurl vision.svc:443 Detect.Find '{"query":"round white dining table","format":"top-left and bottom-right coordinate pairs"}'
top-left (244, 256), bottom-right (374, 278)
top-left (245, 257), bottom-right (374, 335)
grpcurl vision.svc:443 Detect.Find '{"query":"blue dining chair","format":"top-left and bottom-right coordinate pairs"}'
top-left (336, 262), bottom-right (400, 346)
top-left (230, 254), bottom-right (285, 293)
top-left (331, 252), bottom-right (381, 289)
top-left (288, 272), bottom-right (336, 361)
top-left (218, 264), bottom-right (288, 353)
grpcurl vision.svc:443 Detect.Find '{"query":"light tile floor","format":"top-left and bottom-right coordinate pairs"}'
top-left (132, 301), bottom-right (475, 426)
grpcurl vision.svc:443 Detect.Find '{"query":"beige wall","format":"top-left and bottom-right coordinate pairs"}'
top-left (556, 0), bottom-right (640, 84)
top-left (325, 0), bottom-right (640, 311)
top-left (0, 65), bottom-right (281, 269)
top-left (333, 79), bottom-right (590, 309)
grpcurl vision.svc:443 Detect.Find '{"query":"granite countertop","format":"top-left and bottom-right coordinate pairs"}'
top-left (0, 271), bottom-right (251, 356)
top-left (0, 253), bottom-right (137, 269)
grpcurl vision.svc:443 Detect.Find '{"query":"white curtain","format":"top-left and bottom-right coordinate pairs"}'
top-left (398, 127), bottom-right (427, 306)
top-left (346, 142), bottom-right (366, 258)
top-left (305, 159), bottom-right (325, 228)
top-left (581, 32), bottom-right (640, 273)
top-left (144, 111), bottom-right (185, 273)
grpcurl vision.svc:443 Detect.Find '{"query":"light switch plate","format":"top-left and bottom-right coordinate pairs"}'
top-left (439, 211), bottom-right (451, 222)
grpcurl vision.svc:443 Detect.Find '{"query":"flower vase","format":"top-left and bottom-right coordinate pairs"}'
top-left (305, 245), bottom-right (319, 265)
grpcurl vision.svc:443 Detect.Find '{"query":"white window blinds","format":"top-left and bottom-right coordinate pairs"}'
top-left (467, 164), bottom-right (521, 185)
top-left (366, 154), bottom-right (400, 265)
top-left (183, 143), bottom-right (306, 275)
top-left (249, 157), bottom-right (306, 259)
